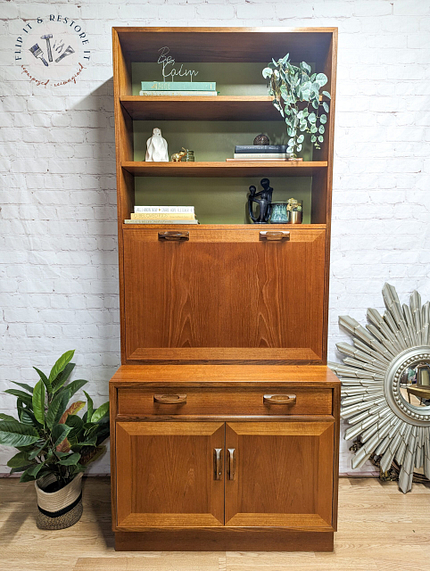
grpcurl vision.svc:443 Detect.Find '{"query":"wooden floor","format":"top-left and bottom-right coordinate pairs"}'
top-left (1, 477), bottom-right (430, 571)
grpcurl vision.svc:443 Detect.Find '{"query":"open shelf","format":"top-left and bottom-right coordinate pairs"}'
top-left (120, 96), bottom-right (280, 121)
top-left (122, 161), bottom-right (327, 177)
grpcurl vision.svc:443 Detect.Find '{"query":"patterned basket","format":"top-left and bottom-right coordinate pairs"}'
top-left (35, 472), bottom-right (83, 530)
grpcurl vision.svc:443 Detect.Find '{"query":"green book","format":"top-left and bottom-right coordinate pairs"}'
top-left (140, 81), bottom-right (216, 91)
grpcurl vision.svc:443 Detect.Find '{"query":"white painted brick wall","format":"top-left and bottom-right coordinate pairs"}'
top-left (1, 0), bottom-right (430, 478)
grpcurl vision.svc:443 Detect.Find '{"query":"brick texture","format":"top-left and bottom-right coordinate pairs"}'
top-left (1, 0), bottom-right (430, 477)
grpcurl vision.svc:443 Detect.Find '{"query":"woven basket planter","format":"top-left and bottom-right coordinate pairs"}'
top-left (35, 472), bottom-right (83, 530)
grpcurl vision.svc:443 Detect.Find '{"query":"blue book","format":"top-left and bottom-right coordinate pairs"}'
top-left (141, 81), bottom-right (216, 91)
top-left (235, 145), bottom-right (288, 153)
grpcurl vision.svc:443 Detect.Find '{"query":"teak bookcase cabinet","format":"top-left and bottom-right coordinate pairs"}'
top-left (110, 27), bottom-right (340, 552)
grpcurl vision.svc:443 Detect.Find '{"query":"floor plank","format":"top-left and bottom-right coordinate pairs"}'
top-left (0, 477), bottom-right (429, 571)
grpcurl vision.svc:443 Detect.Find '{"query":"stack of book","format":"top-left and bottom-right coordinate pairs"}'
top-left (226, 145), bottom-right (301, 161)
top-left (124, 206), bottom-right (198, 225)
top-left (139, 81), bottom-right (217, 97)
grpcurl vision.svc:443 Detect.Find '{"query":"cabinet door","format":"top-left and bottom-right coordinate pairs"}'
top-left (123, 226), bottom-right (326, 363)
top-left (116, 421), bottom-right (225, 528)
top-left (225, 421), bottom-right (335, 529)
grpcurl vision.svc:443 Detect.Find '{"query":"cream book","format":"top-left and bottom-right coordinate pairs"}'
top-left (131, 212), bottom-right (196, 220)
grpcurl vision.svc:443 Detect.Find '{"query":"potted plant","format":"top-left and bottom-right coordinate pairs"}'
top-left (262, 54), bottom-right (331, 158)
top-left (0, 350), bottom-right (109, 529)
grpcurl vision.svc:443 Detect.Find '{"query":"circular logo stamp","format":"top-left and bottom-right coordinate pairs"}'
top-left (14, 15), bottom-right (91, 87)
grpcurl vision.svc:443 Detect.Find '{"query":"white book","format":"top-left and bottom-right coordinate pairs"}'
top-left (124, 219), bottom-right (199, 225)
top-left (134, 206), bottom-right (195, 214)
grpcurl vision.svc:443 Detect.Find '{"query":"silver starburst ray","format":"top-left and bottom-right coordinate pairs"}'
top-left (329, 284), bottom-right (430, 493)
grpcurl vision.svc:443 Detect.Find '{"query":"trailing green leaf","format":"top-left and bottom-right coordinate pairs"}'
top-left (84, 391), bottom-right (94, 423)
top-left (20, 462), bottom-right (45, 483)
top-left (49, 350), bottom-right (75, 387)
top-left (12, 381), bottom-right (34, 394)
top-left (33, 367), bottom-right (51, 393)
top-left (92, 402), bottom-right (109, 423)
top-left (17, 399), bottom-right (36, 426)
top-left (61, 379), bottom-right (87, 401)
top-left (0, 413), bottom-right (17, 422)
top-left (52, 424), bottom-right (72, 448)
top-left (46, 391), bottom-right (69, 429)
top-left (0, 421), bottom-right (39, 447)
top-left (7, 450), bottom-right (32, 468)
top-left (58, 452), bottom-right (81, 466)
top-left (51, 362), bottom-right (76, 393)
top-left (32, 380), bottom-right (46, 426)
top-left (5, 389), bottom-right (33, 408)
top-left (28, 441), bottom-right (48, 460)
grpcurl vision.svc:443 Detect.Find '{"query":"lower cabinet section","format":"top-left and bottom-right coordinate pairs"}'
top-left (110, 365), bottom-right (340, 551)
top-left (115, 420), bottom-right (335, 531)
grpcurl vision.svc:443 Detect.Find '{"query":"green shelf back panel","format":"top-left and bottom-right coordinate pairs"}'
top-left (132, 62), bottom-right (317, 96)
top-left (134, 121), bottom-right (313, 162)
top-left (134, 177), bottom-right (312, 225)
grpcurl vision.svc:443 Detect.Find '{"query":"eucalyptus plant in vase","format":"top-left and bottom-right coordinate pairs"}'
top-left (0, 350), bottom-right (109, 529)
top-left (262, 54), bottom-right (331, 158)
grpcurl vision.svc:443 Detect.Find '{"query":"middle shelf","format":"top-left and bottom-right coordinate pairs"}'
top-left (122, 161), bottom-right (328, 177)
top-left (120, 95), bottom-right (281, 121)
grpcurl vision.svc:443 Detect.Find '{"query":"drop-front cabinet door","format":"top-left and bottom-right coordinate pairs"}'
top-left (123, 226), bottom-right (326, 363)
top-left (225, 421), bottom-right (335, 529)
top-left (115, 421), bottom-right (225, 528)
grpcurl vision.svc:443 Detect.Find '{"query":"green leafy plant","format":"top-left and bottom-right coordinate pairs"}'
top-left (262, 54), bottom-right (331, 158)
top-left (0, 350), bottom-right (109, 489)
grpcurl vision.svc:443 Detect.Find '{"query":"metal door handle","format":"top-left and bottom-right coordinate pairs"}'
top-left (228, 448), bottom-right (236, 480)
top-left (214, 448), bottom-right (223, 480)
top-left (153, 394), bottom-right (187, 404)
top-left (158, 231), bottom-right (189, 242)
top-left (259, 231), bottom-right (290, 241)
top-left (263, 394), bottom-right (297, 405)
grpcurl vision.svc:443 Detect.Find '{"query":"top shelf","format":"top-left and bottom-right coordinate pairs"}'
top-left (114, 27), bottom-right (336, 64)
top-left (120, 95), bottom-right (281, 121)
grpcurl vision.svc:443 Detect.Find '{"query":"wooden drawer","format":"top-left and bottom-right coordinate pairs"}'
top-left (117, 387), bottom-right (333, 417)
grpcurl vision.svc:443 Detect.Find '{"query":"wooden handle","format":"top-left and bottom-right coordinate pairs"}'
top-left (259, 231), bottom-right (290, 241)
top-left (263, 394), bottom-right (297, 405)
top-left (153, 393), bottom-right (187, 404)
top-left (228, 448), bottom-right (236, 480)
top-left (214, 448), bottom-right (223, 480)
top-left (158, 231), bottom-right (189, 242)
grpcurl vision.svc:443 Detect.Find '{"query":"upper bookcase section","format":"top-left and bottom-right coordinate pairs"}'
top-left (112, 27), bottom-right (337, 99)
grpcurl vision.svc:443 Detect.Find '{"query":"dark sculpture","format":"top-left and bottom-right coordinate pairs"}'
top-left (248, 178), bottom-right (273, 224)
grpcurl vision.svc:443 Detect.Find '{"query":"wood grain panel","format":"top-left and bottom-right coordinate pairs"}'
top-left (109, 363), bottom-right (340, 387)
top-left (115, 421), bottom-right (225, 528)
top-left (114, 529), bottom-right (334, 552)
top-left (117, 387), bottom-right (333, 416)
top-left (123, 227), bottom-right (326, 363)
top-left (114, 27), bottom-right (334, 66)
top-left (225, 421), bottom-right (335, 527)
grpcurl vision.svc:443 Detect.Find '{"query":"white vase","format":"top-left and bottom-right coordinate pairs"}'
top-left (35, 472), bottom-right (83, 529)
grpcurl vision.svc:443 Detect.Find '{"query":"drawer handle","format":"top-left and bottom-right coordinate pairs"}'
top-left (263, 394), bottom-right (297, 405)
top-left (158, 231), bottom-right (189, 242)
top-left (259, 231), bottom-right (290, 241)
top-left (214, 448), bottom-right (223, 480)
top-left (153, 393), bottom-right (187, 404)
top-left (228, 448), bottom-right (236, 480)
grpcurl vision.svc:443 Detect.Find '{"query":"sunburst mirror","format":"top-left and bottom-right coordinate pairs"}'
top-left (329, 283), bottom-right (430, 493)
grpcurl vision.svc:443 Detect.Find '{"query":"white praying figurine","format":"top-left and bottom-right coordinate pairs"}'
top-left (145, 127), bottom-right (169, 162)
